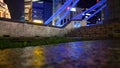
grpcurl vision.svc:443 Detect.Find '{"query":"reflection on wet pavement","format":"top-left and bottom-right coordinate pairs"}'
top-left (0, 40), bottom-right (120, 68)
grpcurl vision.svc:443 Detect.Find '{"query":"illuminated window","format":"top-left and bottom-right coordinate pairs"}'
top-left (74, 21), bottom-right (81, 28)
top-left (25, 9), bottom-right (29, 13)
top-left (33, 15), bottom-right (37, 17)
top-left (33, 11), bottom-right (37, 13)
top-left (70, 8), bottom-right (76, 12)
top-left (25, 5), bottom-right (31, 8)
top-left (38, 1), bottom-right (44, 4)
top-left (25, 16), bottom-right (29, 20)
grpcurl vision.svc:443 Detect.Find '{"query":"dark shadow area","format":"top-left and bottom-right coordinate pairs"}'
top-left (3, 0), bottom-right (24, 21)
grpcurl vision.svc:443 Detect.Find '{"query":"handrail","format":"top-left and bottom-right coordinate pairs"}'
top-left (72, 0), bottom-right (107, 20)
top-left (86, 4), bottom-right (107, 20)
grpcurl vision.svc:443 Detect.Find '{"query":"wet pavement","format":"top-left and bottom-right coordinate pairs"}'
top-left (0, 40), bottom-right (120, 68)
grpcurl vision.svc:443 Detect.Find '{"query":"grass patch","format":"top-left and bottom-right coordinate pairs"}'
top-left (0, 37), bottom-right (78, 49)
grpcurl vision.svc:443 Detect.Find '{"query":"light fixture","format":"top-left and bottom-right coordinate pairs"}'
top-left (70, 8), bottom-right (76, 12)
top-left (33, 20), bottom-right (43, 24)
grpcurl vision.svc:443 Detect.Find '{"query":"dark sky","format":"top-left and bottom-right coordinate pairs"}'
top-left (43, 0), bottom-right (97, 8)
top-left (77, 0), bottom-right (97, 8)
top-left (4, 0), bottom-right (24, 20)
top-left (44, 0), bottom-right (97, 8)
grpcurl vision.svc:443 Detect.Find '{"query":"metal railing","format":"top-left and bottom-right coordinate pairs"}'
top-left (59, 0), bottom-right (107, 27)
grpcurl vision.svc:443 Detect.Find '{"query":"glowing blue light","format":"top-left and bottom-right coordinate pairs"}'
top-left (44, 0), bottom-right (107, 28)
top-left (82, 13), bottom-right (85, 15)
top-left (44, 0), bottom-right (73, 25)
top-left (72, 0), bottom-right (107, 20)
top-left (60, 0), bottom-right (107, 27)
top-left (86, 4), bottom-right (107, 20)
top-left (69, 42), bottom-right (84, 60)
top-left (55, 0), bottom-right (79, 26)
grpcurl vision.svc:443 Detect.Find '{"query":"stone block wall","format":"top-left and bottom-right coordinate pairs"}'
top-left (0, 20), bottom-right (119, 39)
top-left (0, 20), bottom-right (74, 37)
top-left (67, 22), bottom-right (120, 39)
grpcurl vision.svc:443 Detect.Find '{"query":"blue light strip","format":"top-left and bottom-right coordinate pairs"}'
top-left (78, 0), bottom-right (106, 20)
top-left (86, 4), bottom-right (107, 20)
top-left (73, 0), bottom-right (106, 20)
top-left (72, 0), bottom-right (107, 20)
top-left (44, 0), bottom-right (73, 25)
top-left (55, 0), bottom-right (79, 26)
top-left (59, 0), bottom-right (107, 27)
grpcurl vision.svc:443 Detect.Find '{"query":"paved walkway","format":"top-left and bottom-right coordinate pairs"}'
top-left (0, 40), bottom-right (120, 68)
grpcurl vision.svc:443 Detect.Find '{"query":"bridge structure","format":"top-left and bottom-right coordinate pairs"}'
top-left (44, 0), bottom-right (107, 28)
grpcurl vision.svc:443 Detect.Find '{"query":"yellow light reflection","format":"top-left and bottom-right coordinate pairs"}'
top-left (33, 47), bottom-right (46, 67)
top-left (0, 49), bottom-right (14, 68)
top-left (33, 20), bottom-right (44, 24)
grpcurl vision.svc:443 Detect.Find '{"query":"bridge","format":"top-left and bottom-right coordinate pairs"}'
top-left (44, 0), bottom-right (107, 28)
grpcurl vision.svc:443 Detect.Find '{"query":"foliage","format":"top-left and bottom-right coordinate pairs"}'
top-left (0, 37), bottom-right (77, 49)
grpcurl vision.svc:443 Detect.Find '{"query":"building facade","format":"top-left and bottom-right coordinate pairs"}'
top-left (24, 0), bottom-right (53, 24)
top-left (24, 0), bottom-right (32, 21)
top-left (25, 0), bottom-right (80, 24)
top-left (0, 0), bottom-right (10, 18)
top-left (52, 0), bottom-right (82, 25)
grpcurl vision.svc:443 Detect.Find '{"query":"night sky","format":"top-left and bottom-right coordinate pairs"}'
top-left (3, 0), bottom-right (24, 20)
top-left (77, 0), bottom-right (97, 8)
top-left (42, 0), bottom-right (97, 8)
top-left (3, 0), bottom-right (97, 20)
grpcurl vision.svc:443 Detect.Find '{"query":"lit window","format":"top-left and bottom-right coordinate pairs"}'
top-left (74, 21), bottom-right (81, 28)
top-left (70, 8), bottom-right (76, 12)
top-left (33, 11), bottom-right (37, 13)
top-left (25, 5), bottom-right (31, 8)
top-left (25, 9), bottom-right (29, 13)
top-left (25, 16), bottom-right (29, 20)
top-left (38, 1), bottom-right (44, 3)
top-left (33, 15), bottom-right (37, 17)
